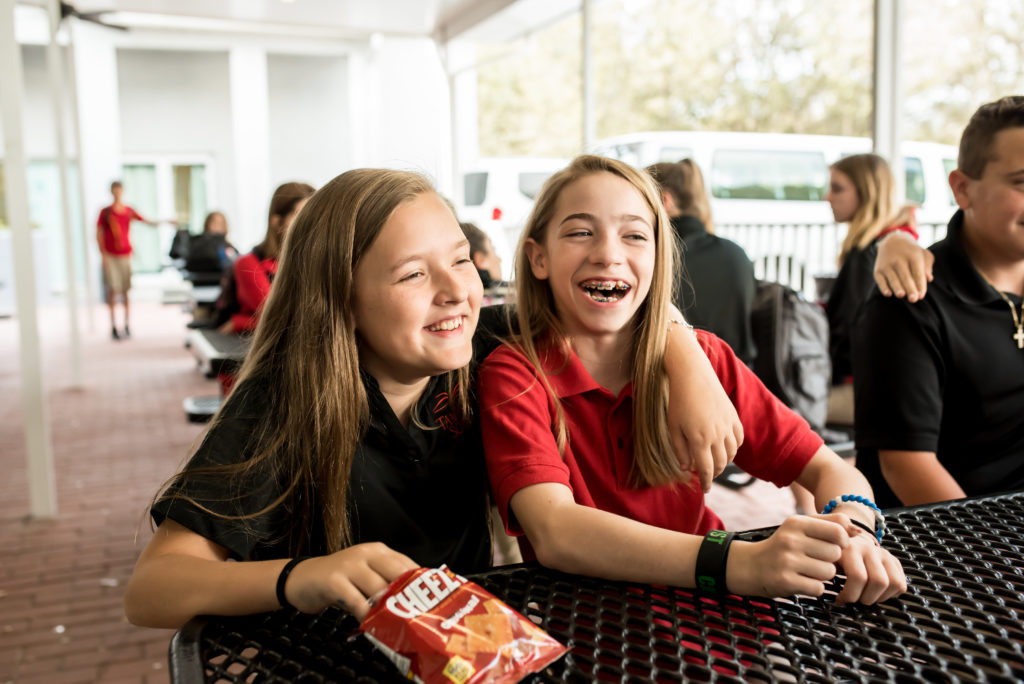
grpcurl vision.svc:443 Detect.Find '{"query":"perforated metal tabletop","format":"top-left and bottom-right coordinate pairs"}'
top-left (169, 491), bottom-right (1024, 683)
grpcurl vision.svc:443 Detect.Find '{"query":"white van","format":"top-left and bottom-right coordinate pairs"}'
top-left (457, 156), bottom-right (569, 280)
top-left (590, 131), bottom-right (958, 227)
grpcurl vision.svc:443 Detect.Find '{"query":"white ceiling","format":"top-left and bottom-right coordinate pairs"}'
top-left (33, 0), bottom-right (577, 43)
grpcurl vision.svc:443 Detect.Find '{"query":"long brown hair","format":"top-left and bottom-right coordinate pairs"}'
top-left (646, 159), bottom-right (715, 234)
top-left (510, 155), bottom-right (685, 488)
top-left (256, 182), bottom-right (315, 260)
top-left (158, 169), bottom-right (472, 555)
top-left (833, 154), bottom-right (915, 267)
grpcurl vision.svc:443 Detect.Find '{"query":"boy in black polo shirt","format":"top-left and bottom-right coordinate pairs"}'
top-left (853, 96), bottom-right (1024, 508)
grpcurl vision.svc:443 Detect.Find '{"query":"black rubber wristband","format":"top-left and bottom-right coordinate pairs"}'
top-left (695, 530), bottom-right (735, 593)
top-left (276, 556), bottom-right (310, 610)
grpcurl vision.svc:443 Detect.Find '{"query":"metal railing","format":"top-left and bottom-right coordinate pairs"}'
top-left (715, 221), bottom-right (948, 300)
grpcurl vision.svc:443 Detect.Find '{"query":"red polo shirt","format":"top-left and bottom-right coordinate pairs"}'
top-left (97, 204), bottom-right (145, 256)
top-left (479, 331), bottom-right (822, 560)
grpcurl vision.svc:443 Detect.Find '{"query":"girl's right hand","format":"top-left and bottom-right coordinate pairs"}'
top-left (283, 542), bottom-right (419, 619)
top-left (873, 231), bottom-right (934, 302)
top-left (727, 516), bottom-right (848, 598)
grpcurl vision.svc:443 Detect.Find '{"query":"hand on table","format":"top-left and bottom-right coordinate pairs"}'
top-left (728, 515), bottom-right (847, 599)
top-left (829, 519), bottom-right (907, 606)
top-left (282, 542), bottom-right (418, 620)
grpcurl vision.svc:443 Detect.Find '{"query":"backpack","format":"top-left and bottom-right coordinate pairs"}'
top-left (750, 280), bottom-right (831, 431)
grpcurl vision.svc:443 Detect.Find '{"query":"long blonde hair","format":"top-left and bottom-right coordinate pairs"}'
top-left (158, 169), bottom-right (472, 555)
top-left (511, 155), bottom-right (685, 488)
top-left (834, 154), bottom-right (915, 267)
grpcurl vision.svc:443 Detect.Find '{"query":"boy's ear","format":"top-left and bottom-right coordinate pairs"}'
top-left (523, 238), bottom-right (549, 280)
top-left (949, 169), bottom-right (973, 210)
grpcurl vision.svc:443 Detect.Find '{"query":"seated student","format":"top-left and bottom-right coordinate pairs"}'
top-left (124, 166), bottom-right (749, 629)
top-left (220, 183), bottom-right (315, 335)
top-left (824, 154), bottom-right (917, 424)
top-left (479, 155), bottom-right (906, 605)
top-left (647, 160), bottom-right (756, 364)
top-left (460, 221), bottom-right (510, 305)
top-left (184, 211), bottom-right (237, 277)
top-left (853, 96), bottom-right (1024, 508)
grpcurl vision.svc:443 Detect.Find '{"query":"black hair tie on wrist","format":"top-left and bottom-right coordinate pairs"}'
top-left (276, 556), bottom-right (310, 610)
top-left (849, 518), bottom-right (880, 544)
top-left (695, 530), bottom-right (735, 593)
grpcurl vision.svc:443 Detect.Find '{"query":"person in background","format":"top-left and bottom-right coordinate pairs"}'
top-left (185, 211), bottom-right (237, 276)
top-left (824, 154), bottom-right (917, 425)
top-left (460, 221), bottom-right (509, 305)
top-left (647, 160), bottom-right (756, 365)
top-left (853, 95), bottom-right (1024, 508)
top-left (96, 180), bottom-right (171, 340)
top-left (479, 154), bottom-right (905, 605)
top-left (219, 182), bottom-right (315, 336)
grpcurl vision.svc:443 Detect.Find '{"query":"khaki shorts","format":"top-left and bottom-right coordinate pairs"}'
top-left (103, 255), bottom-right (132, 294)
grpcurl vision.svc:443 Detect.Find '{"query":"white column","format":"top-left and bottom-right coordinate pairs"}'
top-left (47, 0), bottom-right (82, 387)
top-left (229, 47), bottom-right (271, 250)
top-left (64, 30), bottom-right (96, 329)
top-left (581, 0), bottom-right (595, 152)
top-left (872, 0), bottom-right (905, 200)
top-left (70, 20), bottom-right (122, 307)
top-left (1, 0), bottom-right (57, 518)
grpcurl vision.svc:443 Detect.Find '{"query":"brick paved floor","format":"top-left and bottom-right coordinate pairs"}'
top-left (0, 299), bottom-right (797, 684)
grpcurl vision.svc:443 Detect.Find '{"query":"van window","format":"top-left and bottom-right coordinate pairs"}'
top-left (597, 143), bottom-right (645, 167)
top-left (904, 157), bottom-right (925, 205)
top-left (710, 149), bottom-right (827, 201)
top-left (943, 158), bottom-right (957, 204)
top-left (657, 146), bottom-right (694, 163)
top-left (518, 172), bottom-right (554, 200)
top-left (464, 172), bottom-right (488, 206)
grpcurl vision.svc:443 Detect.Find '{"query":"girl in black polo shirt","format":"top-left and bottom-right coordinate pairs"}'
top-left (123, 167), bottom-right (741, 630)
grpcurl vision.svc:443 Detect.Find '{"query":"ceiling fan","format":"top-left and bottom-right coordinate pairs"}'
top-left (59, 1), bottom-right (130, 31)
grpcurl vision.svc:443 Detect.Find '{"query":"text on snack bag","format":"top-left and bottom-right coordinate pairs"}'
top-left (385, 568), bottom-right (467, 620)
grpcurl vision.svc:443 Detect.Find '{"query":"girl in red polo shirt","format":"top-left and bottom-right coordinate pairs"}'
top-left (479, 155), bottom-right (907, 606)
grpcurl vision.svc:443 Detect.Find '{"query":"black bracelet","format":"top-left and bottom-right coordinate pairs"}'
top-left (695, 530), bottom-right (735, 593)
top-left (849, 518), bottom-right (880, 544)
top-left (276, 556), bottom-right (310, 610)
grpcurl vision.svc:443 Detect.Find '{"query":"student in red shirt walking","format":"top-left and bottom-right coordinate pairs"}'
top-left (479, 155), bottom-right (907, 605)
top-left (96, 180), bottom-right (164, 339)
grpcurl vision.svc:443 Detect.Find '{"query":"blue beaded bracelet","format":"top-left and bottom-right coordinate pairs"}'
top-left (821, 494), bottom-right (885, 542)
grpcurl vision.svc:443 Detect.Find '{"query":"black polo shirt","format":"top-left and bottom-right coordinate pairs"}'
top-left (852, 210), bottom-right (1024, 508)
top-left (671, 215), bottom-right (757, 364)
top-left (152, 306), bottom-right (512, 573)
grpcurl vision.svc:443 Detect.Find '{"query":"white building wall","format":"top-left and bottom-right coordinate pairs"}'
top-left (267, 53), bottom-right (350, 190)
top-left (360, 37), bottom-right (452, 194)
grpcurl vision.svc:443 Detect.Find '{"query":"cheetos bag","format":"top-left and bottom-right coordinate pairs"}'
top-left (360, 566), bottom-right (566, 684)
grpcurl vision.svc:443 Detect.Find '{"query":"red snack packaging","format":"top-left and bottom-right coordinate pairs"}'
top-left (360, 566), bottom-right (567, 684)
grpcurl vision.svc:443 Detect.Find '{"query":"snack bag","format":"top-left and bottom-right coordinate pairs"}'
top-left (360, 566), bottom-right (567, 684)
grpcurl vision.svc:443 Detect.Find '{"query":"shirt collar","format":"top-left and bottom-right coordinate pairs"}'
top-left (670, 214), bottom-right (707, 240)
top-left (539, 340), bottom-right (633, 400)
top-left (938, 209), bottom-right (1007, 306)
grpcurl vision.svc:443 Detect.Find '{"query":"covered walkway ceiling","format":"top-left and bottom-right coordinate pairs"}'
top-left (18, 0), bottom-right (579, 43)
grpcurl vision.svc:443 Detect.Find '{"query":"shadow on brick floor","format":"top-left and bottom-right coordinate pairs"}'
top-left (0, 300), bottom-right (796, 684)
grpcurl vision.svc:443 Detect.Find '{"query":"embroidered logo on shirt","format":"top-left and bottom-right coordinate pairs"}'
top-left (432, 384), bottom-right (463, 435)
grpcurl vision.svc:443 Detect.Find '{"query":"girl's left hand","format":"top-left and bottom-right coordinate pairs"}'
top-left (827, 516), bottom-right (907, 605)
top-left (667, 357), bottom-right (744, 492)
